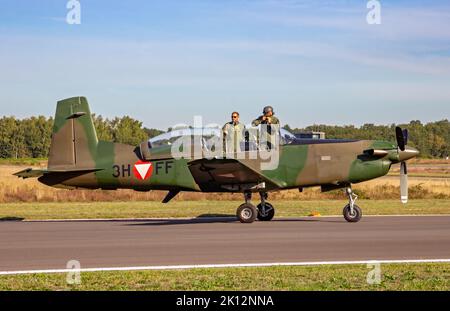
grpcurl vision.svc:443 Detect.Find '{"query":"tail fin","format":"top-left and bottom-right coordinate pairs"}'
top-left (48, 97), bottom-right (98, 170)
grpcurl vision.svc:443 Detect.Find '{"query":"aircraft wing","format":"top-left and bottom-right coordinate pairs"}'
top-left (188, 158), bottom-right (281, 192)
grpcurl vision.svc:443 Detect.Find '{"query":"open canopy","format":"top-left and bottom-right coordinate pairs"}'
top-left (148, 127), bottom-right (297, 148)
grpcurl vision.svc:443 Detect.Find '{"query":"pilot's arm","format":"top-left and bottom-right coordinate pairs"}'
top-left (222, 123), bottom-right (229, 153)
top-left (222, 123), bottom-right (229, 136)
top-left (252, 116), bottom-right (265, 127)
top-left (269, 116), bottom-right (280, 125)
top-left (239, 123), bottom-right (247, 140)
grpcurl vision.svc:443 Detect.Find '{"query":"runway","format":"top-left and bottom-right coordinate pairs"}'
top-left (1, 216), bottom-right (450, 272)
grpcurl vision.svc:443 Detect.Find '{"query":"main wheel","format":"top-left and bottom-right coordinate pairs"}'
top-left (257, 202), bottom-right (275, 221)
top-left (237, 203), bottom-right (258, 223)
top-left (343, 204), bottom-right (362, 223)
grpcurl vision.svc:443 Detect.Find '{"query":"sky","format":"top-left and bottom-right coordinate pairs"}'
top-left (0, 0), bottom-right (449, 130)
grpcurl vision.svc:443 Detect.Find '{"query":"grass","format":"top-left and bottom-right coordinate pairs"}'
top-left (0, 199), bottom-right (449, 220)
top-left (0, 158), bottom-right (47, 166)
top-left (409, 158), bottom-right (450, 165)
top-left (387, 172), bottom-right (450, 178)
top-left (1, 160), bottom-right (448, 291)
top-left (0, 263), bottom-right (448, 290)
top-left (1, 164), bottom-right (449, 219)
top-left (388, 161), bottom-right (449, 178)
top-left (1, 163), bottom-right (449, 203)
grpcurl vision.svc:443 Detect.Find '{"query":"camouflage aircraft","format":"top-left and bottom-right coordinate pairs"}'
top-left (15, 97), bottom-right (419, 223)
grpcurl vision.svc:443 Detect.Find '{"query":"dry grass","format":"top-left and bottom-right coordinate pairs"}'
top-left (389, 162), bottom-right (450, 177)
top-left (1, 165), bottom-right (449, 203)
top-left (409, 158), bottom-right (450, 165)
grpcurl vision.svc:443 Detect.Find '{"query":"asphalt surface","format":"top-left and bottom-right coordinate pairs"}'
top-left (1, 216), bottom-right (450, 271)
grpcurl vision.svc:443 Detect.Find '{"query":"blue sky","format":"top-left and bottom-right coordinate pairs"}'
top-left (0, 0), bottom-right (449, 130)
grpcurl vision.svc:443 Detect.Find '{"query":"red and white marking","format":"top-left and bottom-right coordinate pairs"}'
top-left (133, 161), bottom-right (153, 180)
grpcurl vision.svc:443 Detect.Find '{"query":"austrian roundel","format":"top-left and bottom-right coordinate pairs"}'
top-left (133, 160), bottom-right (153, 180)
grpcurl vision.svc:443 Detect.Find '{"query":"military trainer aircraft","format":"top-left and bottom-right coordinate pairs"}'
top-left (15, 97), bottom-right (419, 223)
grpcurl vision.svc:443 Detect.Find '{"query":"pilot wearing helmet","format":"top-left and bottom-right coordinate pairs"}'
top-left (252, 106), bottom-right (280, 127)
top-left (252, 106), bottom-right (280, 149)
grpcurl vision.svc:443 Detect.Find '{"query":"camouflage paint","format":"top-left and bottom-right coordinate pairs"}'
top-left (16, 97), bottom-right (419, 196)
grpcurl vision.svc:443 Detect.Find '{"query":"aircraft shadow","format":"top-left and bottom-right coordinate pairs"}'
top-left (126, 215), bottom-right (237, 226)
top-left (125, 215), bottom-right (342, 226)
top-left (0, 217), bottom-right (25, 222)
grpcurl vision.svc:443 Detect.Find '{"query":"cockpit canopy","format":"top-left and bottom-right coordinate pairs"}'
top-left (149, 127), bottom-right (222, 148)
top-left (148, 127), bottom-right (296, 148)
top-left (139, 126), bottom-right (297, 161)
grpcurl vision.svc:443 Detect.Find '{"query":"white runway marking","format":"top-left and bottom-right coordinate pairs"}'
top-left (1, 259), bottom-right (450, 275)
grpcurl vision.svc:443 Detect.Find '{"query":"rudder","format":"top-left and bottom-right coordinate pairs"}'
top-left (48, 97), bottom-right (98, 170)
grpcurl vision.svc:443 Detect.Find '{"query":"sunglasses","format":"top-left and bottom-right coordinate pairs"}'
top-left (232, 115), bottom-right (239, 118)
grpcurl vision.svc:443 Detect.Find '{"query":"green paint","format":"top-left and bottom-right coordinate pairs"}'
top-left (348, 158), bottom-right (391, 183)
top-left (25, 97), bottom-right (422, 200)
top-left (53, 97), bottom-right (99, 163)
top-left (95, 141), bottom-right (118, 188)
top-left (150, 158), bottom-right (198, 190)
top-left (263, 145), bottom-right (309, 187)
top-left (369, 140), bottom-right (396, 150)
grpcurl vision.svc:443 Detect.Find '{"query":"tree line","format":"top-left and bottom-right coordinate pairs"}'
top-left (0, 115), bottom-right (163, 158)
top-left (0, 115), bottom-right (448, 158)
top-left (284, 119), bottom-right (450, 158)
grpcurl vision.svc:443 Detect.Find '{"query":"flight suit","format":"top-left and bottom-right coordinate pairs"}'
top-left (222, 121), bottom-right (246, 154)
top-left (251, 115), bottom-right (280, 149)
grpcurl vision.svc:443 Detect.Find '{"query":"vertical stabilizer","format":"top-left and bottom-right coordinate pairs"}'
top-left (48, 97), bottom-right (98, 170)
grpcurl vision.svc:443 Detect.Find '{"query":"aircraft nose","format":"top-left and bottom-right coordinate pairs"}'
top-left (399, 146), bottom-right (419, 161)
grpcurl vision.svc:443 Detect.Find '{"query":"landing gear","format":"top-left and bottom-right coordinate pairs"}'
top-left (257, 192), bottom-right (275, 221)
top-left (343, 187), bottom-right (362, 222)
top-left (236, 191), bottom-right (275, 223)
top-left (236, 203), bottom-right (258, 223)
top-left (236, 191), bottom-right (257, 223)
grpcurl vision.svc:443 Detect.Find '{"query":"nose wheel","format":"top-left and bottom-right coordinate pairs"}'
top-left (343, 187), bottom-right (362, 222)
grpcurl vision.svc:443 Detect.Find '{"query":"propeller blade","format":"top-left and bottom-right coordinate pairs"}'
top-left (396, 127), bottom-right (406, 151)
top-left (400, 162), bottom-right (408, 204)
top-left (402, 129), bottom-right (409, 145)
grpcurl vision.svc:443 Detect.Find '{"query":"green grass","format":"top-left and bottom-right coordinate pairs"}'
top-left (0, 263), bottom-right (448, 290)
top-left (0, 199), bottom-right (449, 220)
top-left (0, 158), bottom-right (47, 166)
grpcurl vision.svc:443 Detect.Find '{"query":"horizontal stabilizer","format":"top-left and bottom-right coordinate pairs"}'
top-left (13, 168), bottom-right (47, 179)
top-left (13, 168), bottom-right (103, 179)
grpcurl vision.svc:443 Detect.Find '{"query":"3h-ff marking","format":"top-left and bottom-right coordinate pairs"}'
top-left (112, 160), bottom-right (174, 178)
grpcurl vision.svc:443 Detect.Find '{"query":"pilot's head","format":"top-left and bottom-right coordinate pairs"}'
top-left (263, 106), bottom-right (274, 117)
top-left (231, 111), bottom-right (240, 124)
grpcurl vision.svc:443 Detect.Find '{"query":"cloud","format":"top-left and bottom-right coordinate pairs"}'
top-left (1, 34), bottom-right (449, 90)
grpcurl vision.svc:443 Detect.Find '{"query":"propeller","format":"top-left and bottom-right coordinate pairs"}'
top-left (395, 126), bottom-right (408, 151)
top-left (395, 126), bottom-right (409, 203)
top-left (400, 161), bottom-right (408, 204)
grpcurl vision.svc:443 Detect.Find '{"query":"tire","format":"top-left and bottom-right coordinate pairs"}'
top-left (257, 202), bottom-right (275, 221)
top-left (237, 203), bottom-right (258, 223)
top-left (343, 204), bottom-right (362, 223)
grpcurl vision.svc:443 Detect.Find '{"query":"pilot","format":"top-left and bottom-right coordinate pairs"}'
top-left (252, 106), bottom-right (280, 149)
top-left (222, 111), bottom-right (246, 155)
